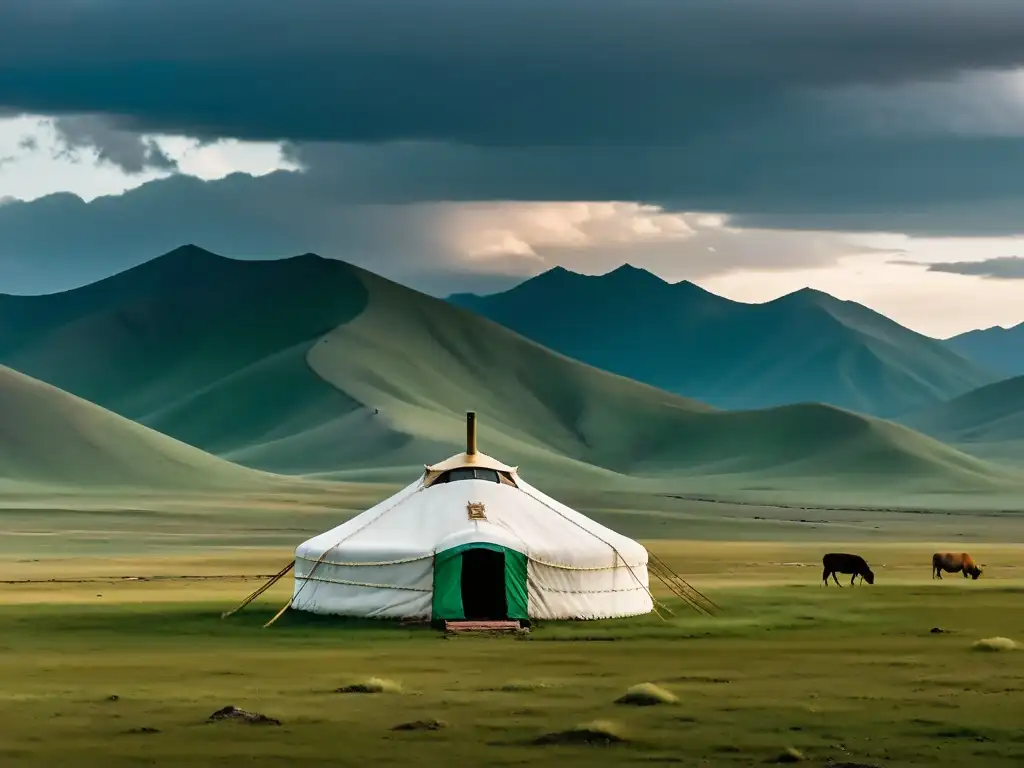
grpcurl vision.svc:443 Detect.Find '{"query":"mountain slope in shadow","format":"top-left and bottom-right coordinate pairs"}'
top-left (449, 265), bottom-right (995, 417)
top-left (944, 322), bottom-right (1024, 376)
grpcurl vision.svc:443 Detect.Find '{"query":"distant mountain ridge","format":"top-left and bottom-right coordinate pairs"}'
top-left (943, 322), bottom-right (1024, 376)
top-left (0, 246), bottom-right (1019, 503)
top-left (448, 265), bottom-right (996, 417)
top-left (900, 374), bottom-right (1024, 464)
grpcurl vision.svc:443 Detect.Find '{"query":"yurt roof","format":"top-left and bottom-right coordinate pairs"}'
top-left (421, 411), bottom-right (519, 481)
top-left (424, 449), bottom-right (518, 475)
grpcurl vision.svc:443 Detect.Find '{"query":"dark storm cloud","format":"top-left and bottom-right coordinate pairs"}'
top-left (894, 256), bottom-right (1024, 279)
top-left (51, 116), bottom-right (178, 174)
top-left (0, 173), bottom-right (447, 293)
top-left (0, 169), bottom-right (853, 295)
top-left (2, 0), bottom-right (1024, 145)
top-left (248, 139), bottom-right (1024, 235)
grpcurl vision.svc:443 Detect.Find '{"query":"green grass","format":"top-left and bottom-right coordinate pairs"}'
top-left (3, 553), bottom-right (1024, 767)
top-left (9, 488), bottom-right (1024, 561)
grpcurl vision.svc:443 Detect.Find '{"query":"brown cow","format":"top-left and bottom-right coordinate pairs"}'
top-left (932, 552), bottom-right (983, 580)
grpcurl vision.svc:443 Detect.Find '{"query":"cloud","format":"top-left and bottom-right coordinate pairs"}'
top-left (50, 115), bottom-right (177, 174)
top-left (0, 115), bottom-right (300, 203)
top-left (3, 2), bottom-right (1024, 233)
top-left (892, 256), bottom-right (1024, 279)
top-left (242, 140), bottom-right (1024, 236)
top-left (3, 1), bottom-right (1024, 147)
top-left (8, 121), bottom-right (1024, 236)
top-left (0, 170), bottom-right (864, 295)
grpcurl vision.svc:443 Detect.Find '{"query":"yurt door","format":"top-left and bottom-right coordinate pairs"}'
top-left (460, 548), bottom-right (508, 620)
top-left (431, 544), bottom-right (529, 621)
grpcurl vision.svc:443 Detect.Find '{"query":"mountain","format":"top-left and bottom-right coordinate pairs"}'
top-left (0, 363), bottom-right (273, 491)
top-left (943, 323), bottom-right (1024, 376)
top-left (900, 375), bottom-right (1024, 464)
top-left (448, 265), bottom-right (996, 417)
top-left (0, 247), bottom-right (1019, 502)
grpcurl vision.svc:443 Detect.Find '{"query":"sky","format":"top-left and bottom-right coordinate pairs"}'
top-left (1, 1), bottom-right (1024, 338)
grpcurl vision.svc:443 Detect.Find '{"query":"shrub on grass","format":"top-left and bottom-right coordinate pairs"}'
top-left (971, 637), bottom-right (1017, 652)
top-left (772, 746), bottom-right (805, 763)
top-left (615, 682), bottom-right (678, 706)
top-left (335, 677), bottom-right (402, 693)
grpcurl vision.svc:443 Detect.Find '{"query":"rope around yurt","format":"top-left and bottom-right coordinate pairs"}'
top-left (515, 482), bottom-right (721, 618)
top-left (221, 484), bottom-right (432, 628)
top-left (221, 476), bottom-right (720, 625)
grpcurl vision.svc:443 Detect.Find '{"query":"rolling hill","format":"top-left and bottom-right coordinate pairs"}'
top-left (448, 265), bottom-right (995, 417)
top-left (0, 364), bottom-right (274, 491)
top-left (900, 375), bottom-right (1024, 464)
top-left (943, 322), bottom-right (1024, 376)
top-left (1, 246), bottom-right (1021, 503)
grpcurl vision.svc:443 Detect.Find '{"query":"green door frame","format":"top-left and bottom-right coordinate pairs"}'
top-left (431, 542), bottom-right (528, 620)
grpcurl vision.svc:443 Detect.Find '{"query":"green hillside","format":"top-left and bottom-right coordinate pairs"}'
top-left (944, 322), bottom-right (1024, 376)
top-left (0, 245), bottom-right (369, 474)
top-left (900, 375), bottom-right (1024, 464)
top-left (448, 265), bottom-right (995, 417)
top-left (309, 267), bottom-right (1021, 494)
top-left (0, 364), bottom-right (274, 492)
top-left (1, 247), bottom-right (1020, 502)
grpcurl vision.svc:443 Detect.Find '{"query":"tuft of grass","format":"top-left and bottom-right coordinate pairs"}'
top-left (334, 677), bottom-right (402, 694)
top-left (615, 682), bottom-right (679, 706)
top-left (971, 637), bottom-right (1018, 652)
top-left (772, 746), bottom-right (805, 763)
top-left (533, 719), bottom-right (627, 746)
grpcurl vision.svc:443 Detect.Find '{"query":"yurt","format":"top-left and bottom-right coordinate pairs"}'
top-left (287, 413), bottom-right (653, 623)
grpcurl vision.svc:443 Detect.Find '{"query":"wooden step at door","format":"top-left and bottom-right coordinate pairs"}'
top-left (443, 619), bottom-right (525, 634)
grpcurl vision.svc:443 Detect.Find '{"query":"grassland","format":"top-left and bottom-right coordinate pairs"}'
top-left (6, 484), bottom-right (1024, 561)
top-left (2, 543), bottom-right (1024, 767)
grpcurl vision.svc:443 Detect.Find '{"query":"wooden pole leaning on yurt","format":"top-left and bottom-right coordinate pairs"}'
top-left (220, 560), bottom-right (295, 619)
top-left (466, 410), bottom-right (477, 455)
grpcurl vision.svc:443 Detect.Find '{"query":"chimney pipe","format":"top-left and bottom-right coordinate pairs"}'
top-left (466, 411), bottom-right (477, 455)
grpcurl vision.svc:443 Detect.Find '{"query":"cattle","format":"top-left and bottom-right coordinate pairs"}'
top-left (822, 553), bottom-right (875, 587)
top-left (932, 552), bottom-right (983, 580)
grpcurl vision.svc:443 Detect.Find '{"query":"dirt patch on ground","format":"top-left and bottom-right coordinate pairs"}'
top-left (207, 706), bottom-right (280, 725)
top-left (392, 718), bottom-right (447, 731)
top-left (533, 720), bottom-right (627, 746)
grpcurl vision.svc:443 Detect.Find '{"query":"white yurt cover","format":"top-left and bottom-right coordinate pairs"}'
top-left (290, 450), bottom-right (652, 621)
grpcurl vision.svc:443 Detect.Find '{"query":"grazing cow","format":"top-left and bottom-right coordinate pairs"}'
top-left (822, 553), bottom-right (875, 587)
top-left (932, 552), bottom-right (983, 580)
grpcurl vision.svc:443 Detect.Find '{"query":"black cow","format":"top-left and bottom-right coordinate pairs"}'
top-left (821, 552), bottom-right (875, 587)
